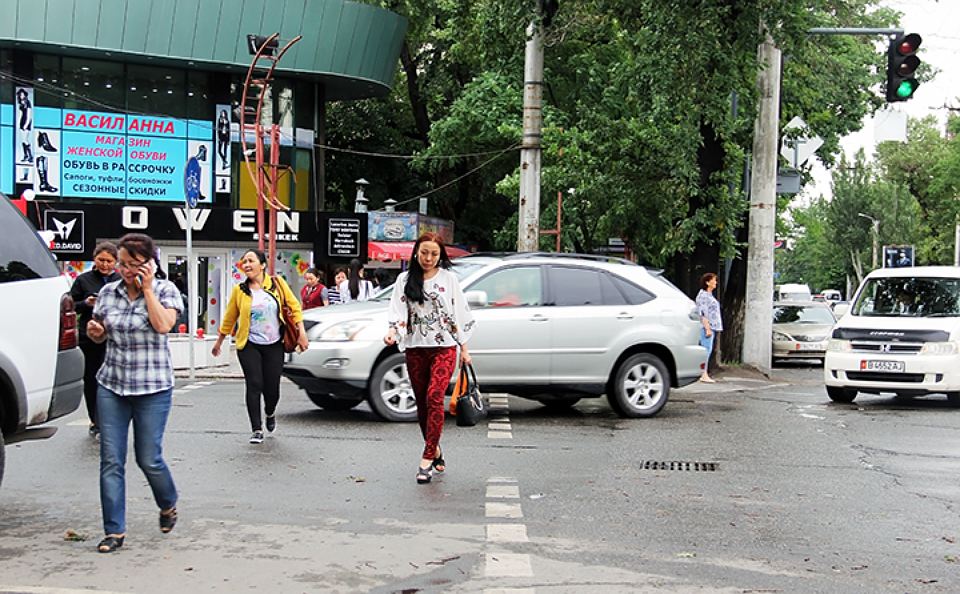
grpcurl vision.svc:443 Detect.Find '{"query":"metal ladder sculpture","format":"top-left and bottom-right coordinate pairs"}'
top-left (239, 32), bottom-right (302, 274)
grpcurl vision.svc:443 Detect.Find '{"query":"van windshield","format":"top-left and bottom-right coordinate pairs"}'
top-left (852, 277), bottom-right (960, 317)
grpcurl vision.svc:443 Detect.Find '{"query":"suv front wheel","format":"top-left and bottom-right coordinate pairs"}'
top-left (608, 353), bottom-right (669, 418)
top-left (367, 353), bottom-right (418, 422)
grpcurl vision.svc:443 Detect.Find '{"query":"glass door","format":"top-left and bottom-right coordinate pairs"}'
top-left (164, 249), bottom-right (226, 336)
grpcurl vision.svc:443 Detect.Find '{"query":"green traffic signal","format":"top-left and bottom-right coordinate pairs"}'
top-left (886, 33), bottom-right (922, 103)
top-left (896, 79), bottom-right (918, 99)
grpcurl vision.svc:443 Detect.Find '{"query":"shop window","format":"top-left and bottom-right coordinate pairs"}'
top-left (186, 70), bottom-right (211, 120)
top-left (127, 65), bottom-right (185, 120)
top-left (32, 54), bottom-right (62, 108)
top-left (62, 58), bottom-right (124, 113)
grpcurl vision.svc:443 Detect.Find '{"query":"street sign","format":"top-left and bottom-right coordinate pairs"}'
top-left (883, 245), bottom-right (914, 268)
top-left (184, 157), bottom-right (202, 208)
top-left (780, 116), bottom-right (823, 168)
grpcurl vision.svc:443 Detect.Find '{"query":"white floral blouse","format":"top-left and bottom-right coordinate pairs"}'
top-left (387, 269), bottom-right (475, 351)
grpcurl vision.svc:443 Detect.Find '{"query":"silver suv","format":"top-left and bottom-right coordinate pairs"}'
top-left (283, 253), bottom-right (706, 421)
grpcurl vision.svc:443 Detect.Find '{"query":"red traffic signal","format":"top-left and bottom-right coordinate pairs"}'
top-left (886, 33), bottom-right (922, 102)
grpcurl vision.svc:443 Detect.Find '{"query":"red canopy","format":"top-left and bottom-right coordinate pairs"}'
top-left (368, 241), bottom-right (470, 262)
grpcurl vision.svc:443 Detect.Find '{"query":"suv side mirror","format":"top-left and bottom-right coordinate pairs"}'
top-left (465, 290), bottom-right (488, 307)
top-left (833, 303), bottom-right (850, 318)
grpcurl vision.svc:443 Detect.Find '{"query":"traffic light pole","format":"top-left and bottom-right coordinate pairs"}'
top-left (518, 20), bottom-right (544, 252)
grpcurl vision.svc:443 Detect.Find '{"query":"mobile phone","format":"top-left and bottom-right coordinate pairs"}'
top-left (135, 275), bottom-right (143, 289)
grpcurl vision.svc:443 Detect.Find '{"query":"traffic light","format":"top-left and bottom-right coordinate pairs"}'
top-left (886, 33), bottom-right (922, 102)
top-left (246, 34), bottom-right (278, 57)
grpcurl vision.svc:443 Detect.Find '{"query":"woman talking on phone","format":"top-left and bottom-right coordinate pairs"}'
top-left (85, 233), bottom-right (183, 553)
top-left (384, 232), bottom-right (475, 484)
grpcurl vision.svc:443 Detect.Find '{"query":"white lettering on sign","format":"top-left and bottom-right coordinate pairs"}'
top-left (277, 211), bottom-right (300, 234)
top-left (122, 206), bottom-right (149, 229)
top-left (173, 208), bottom-right (212, 231)
top-left (234, 210), bottom-right (256, 233)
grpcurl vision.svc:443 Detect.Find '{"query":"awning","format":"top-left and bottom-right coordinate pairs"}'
top-left (368, 240), bottom-right (470, 262)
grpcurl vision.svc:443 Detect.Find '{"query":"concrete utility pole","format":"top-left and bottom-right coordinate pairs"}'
top-left (517, 21), bottom-right (544, 252)
top-left (742, 31), bottom-right (781, 373)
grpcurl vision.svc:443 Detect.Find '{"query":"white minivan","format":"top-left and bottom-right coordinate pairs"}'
top-left (824, 266), bottom-right (960, 405)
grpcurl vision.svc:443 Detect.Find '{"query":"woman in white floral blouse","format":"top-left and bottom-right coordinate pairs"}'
top-left (384, 232), bottom-right (475, 484)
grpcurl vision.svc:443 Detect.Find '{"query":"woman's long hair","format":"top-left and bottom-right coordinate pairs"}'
top-left (404, 232), bottom-right (453, 305)
top-left (346, 258), bottom-right (363, 300)
top-left (239, 249), bottom-right (267, 296)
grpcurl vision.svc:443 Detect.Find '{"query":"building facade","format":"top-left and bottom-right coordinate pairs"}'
top-left (1, 0), bottom-right (405, 333)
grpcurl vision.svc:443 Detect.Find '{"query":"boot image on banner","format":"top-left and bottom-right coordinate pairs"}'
top-left (37, 156), bottom-right (58, 193)
top-left (21, 142), bottom-right (33, 164)
top-left (38, 131), bottom-right (58, 152)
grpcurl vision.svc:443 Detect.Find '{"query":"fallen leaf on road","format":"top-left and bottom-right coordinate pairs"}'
top-left (850, 565), bottom-right (868, 571)
top-left (676, 552), bottom-right (696, 558)
top-left (943, 536), bottom-right (956, 544)
top-left (944, 555), bottom-right (957, 563)
top-left (63, 529), bottom-right (87, 542)
top-left (915, 578), bottom-right (938, 584)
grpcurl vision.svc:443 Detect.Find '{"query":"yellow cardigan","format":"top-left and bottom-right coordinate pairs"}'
top-left (219, 275), bottom-right (304, 350)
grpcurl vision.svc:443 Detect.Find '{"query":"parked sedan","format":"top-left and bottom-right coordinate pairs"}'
top-left (772, 301), bottom-right (837, 363)
top-left (283, 253), bottom-right (707, 421)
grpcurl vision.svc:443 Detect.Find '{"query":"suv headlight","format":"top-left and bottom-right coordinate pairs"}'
top-left (827, 338), bottom-right (851, 352)
top-left (773, 331), bottom-right (792, 342)
top-left (317, 320), bottom-right (374, 342)
top-left (920, 341), bottom-right (960, 356)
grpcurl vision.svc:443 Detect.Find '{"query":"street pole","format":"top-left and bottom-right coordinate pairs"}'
top-left (872, 220), bottom-right (879, 269)
top-left (517, 20), bottom-right (544, 252)
top-left (186, 202), bottom-right (196, 381)
top-left (742, 31), bottom-right (781, 373)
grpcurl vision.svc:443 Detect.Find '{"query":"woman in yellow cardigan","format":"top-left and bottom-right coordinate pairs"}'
top-left (212, 249), bottom-right (308, 444)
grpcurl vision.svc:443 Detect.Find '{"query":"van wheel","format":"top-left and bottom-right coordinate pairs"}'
top-left (607, 353), bottom-right (670, 418)
top-left (947, 392), bottom-right (960, 407)
top-left (826, 386), bottom-right (857, 403)
top-left (367, 353), bottom-right (418, 422)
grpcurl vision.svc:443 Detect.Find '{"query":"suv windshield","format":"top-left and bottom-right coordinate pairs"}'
top-left (852, 276), bottom-right (960, 317)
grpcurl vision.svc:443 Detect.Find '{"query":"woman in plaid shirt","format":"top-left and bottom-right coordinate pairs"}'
top-left (87, 233), bottom-right (182, 553)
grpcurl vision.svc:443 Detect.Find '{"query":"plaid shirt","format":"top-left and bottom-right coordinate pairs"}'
top-left (93, 278), bottom-right (183, 396)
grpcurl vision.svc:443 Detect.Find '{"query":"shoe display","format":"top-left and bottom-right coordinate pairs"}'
top-left (249, 430), bottom-right (264, 444)
top-left (265, 415), bottom-right (276, 433)
top-left (20, 142), bottom-right (33, 163)
top-left (36, 156), bottom-right (58, 193)
top-left (37, 131), bottom-right (57, 152)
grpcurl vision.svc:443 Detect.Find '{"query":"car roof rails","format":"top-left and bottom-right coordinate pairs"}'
top-left (500, 252), bottom-right (641, 266)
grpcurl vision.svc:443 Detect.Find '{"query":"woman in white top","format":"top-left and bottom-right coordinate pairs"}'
top-left (384, 233), bottom-right (475, 484)
top-left (339, 258), bottom-right (375, 303)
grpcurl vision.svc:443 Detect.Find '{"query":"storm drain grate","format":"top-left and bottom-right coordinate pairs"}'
top-left (641, 461), bottom-right (718, 472)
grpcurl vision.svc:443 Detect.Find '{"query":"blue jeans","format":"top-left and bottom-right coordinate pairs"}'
top-left (98, 385), bottom-right (178, 535)
top-left (699, 328), bottom-right (715, 366)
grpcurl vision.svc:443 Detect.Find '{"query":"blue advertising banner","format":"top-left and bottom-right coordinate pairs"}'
top-left (0, 104), bottom-right (11, 194)
top-left (13, 106), bottom-right (214, 202)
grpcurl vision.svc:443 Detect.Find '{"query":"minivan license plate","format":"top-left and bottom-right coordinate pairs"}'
top-left (861, 360), bottom-right (905, 372)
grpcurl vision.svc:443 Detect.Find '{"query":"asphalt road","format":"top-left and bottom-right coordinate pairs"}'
top-left (2, 363), bottom-right (959, 593)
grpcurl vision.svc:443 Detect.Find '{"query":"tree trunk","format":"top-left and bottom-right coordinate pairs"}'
top-left (399, 42), bottom-right (431, 144)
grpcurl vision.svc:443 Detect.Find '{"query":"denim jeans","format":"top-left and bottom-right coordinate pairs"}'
top-left (98, 385), bottom-right (178, 535)
top-left (699, 327), bottom-right (715, 365)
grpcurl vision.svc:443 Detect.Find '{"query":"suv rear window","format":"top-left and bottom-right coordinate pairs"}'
top-left (0, 197), bottom-right (59, 283)
top-left (548, 266), bottom-right (654, 306)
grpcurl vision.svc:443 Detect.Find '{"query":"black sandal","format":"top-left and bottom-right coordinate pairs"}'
top-left (416, 466), bottom-right (433, 484)
top-left (97, 535), bottom-right (124, 553)
top-left (432, 451), bottom-right (446, 473)
top-left (159, 508), bottom-right (178, 533)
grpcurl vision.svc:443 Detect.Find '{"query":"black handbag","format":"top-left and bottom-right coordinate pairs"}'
top-left (454, 363), bottom-right (485, 427)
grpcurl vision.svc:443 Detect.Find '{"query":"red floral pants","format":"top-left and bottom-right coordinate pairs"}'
top-left (404, 346), bottom-right (458, 460)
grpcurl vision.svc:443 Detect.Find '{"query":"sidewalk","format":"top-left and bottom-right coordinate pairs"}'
top-left (174, 345), bottom-right (244, 380)
top-left (177, 352), bottom-right (782, 394)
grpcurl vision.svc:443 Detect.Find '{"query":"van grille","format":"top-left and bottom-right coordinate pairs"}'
top-left (851, 342), bottom-right (922, 354)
